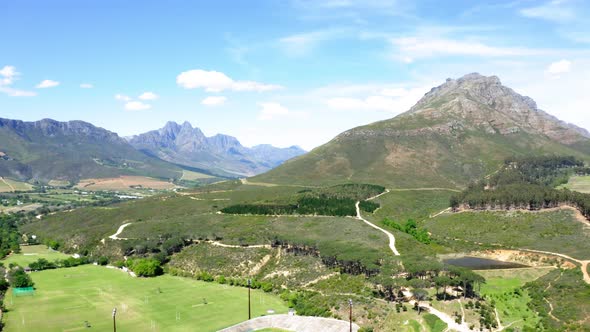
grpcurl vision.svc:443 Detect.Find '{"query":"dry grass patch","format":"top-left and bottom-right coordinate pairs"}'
top-left (76, 176), bottom-right (176, 191)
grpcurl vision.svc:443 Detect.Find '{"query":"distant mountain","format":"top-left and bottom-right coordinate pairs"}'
top-left (0, 118), bottom-right (182, 183)
top-left (128, 121), bottom-right (306, 177)
top-left (254, 73), bottom-right (590, 188)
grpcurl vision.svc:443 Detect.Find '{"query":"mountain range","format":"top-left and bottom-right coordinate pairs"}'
top-left (127, 121), bottom-right (306, 177)
top-left (254, 73), bottom-right (590, 188)
top-left (0, 118), bottom-right (305, 183)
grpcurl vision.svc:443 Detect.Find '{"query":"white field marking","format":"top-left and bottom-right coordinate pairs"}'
top-left (191, 302), bottom-right (214, 307)
top-left (108, 222), bottom-right (132, 240)
top-left (355, 201), bottom-right (400, 256)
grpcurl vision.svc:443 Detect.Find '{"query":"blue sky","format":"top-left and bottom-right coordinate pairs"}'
top-left (1, 0), bottom-right (589, 150)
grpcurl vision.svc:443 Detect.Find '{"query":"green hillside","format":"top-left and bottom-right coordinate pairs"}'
top-left (254, 74), bottom-right (590, 188)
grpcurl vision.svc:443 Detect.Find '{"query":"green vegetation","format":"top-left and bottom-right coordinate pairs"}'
top-left (0, 213), bottom-right (21, 258)
top-left (127, 258), bottom-right (163, 277)
top-left (559, 174), bottom-right (590, 193)
top-left (425, 210), bottom-right (590, 260)
top-left (382, 219), bottom-right (431, 244)
top-left (8, 267), bottom-right (34, 288)
top-left (0, 178), bottom-right (33, 192)
top-left (525, 268), bottom-right (590, 331)
top-left (4, 264), bottom-right (288, 332)
top-left (221, 184), bottom-right (384, 217)
top-left (423, 313), bottom-right (447, 332)
top-left (2, 245), bottom-right (70, 267)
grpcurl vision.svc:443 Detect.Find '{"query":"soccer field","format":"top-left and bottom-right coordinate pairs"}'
top-left (3, 265), bottom-right (288, 331)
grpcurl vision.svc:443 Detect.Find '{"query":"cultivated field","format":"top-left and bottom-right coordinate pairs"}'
top-left (76, 176), bottom-right (177, 191)
top-left (2, 245), bottom-right (70, 267)
top-left (180, 169), bottom-right (213, 181)
top-left (4, 265), bottom-right (288, 332)
top-left (0, 177), bottom-right (33, 192)
top-left (559, 175), bottom-right (590, 193)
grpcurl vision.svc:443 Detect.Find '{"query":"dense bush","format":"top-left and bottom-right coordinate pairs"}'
top-left (8, 268), bottom-right (34, 288)
top-left (129, 258), bottom-right (163, 277)
top-left (359, 201), bottom-right (380, 213)
top-left (383, 219), bottom-right (431, 244)
top-left (0, 214), bottom-right (22, 258)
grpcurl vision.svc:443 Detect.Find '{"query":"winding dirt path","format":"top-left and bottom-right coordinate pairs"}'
top-left (108, 222), bottom-right (132, 240)
top-left (355, 201), bottom-right (400, 256)
top-left (515, 248), bottom-right (590, 285)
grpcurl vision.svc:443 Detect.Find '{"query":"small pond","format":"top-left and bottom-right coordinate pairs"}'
top-left (443, 256), bottom-right (528, 270)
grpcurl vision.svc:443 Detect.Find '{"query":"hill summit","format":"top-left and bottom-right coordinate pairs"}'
top-left (254, 73), bottom-right (590, 188)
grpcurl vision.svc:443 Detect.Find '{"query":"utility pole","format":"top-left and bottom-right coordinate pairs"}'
top-left (248, 279), bottom-right (252, 320)
top-left (348, 299), bottom-right (353, 332)
top-left (112, 307), bottom-right (117, 332)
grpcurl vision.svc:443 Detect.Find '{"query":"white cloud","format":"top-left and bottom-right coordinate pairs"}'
top-left (546, 59), bottom-right (572, 75)
top-left (324, 85), bottom-right (430, 113)
top-left (279, 29), bottom-right (344, 56)
top-left (392, 37), bottom-right (546, 63)
top-left (0, 86), bottom-right (37, 97)
top-left (115, 94), bottom-right (132, 102)
top-left (176, 69), bottom-right (282, 92)
top-left (0, 65), bottom-right (36, 97)
top-left (201, 96), bottom-right (227, 106)
top-left (36, 79), bottom-right (60, 89)
top-left (258, 102), bottom-right (307, 120)
top-left (138, 92), bottom-right (159, 100)
top-left (520, 1), bottom-right (575, 23)
top-left (124, 101), bottom-right (151, 111)
top-left (0, 66), bottom-right (18, 86)
top-left (80, 83), bottom-right (94, 89)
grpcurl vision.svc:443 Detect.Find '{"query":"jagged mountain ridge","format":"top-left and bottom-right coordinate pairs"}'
top-left (254, 73), bottom-right (590, 188)
top-left (128, 121), bottom-right (306, 177)
top-left (0, 118), bottom-right (182, 182)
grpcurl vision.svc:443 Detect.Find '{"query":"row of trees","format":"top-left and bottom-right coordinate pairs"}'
top-left (221, 196), bottom-right (361, 216)
top-left (452, 156), bottom-right (590, 219)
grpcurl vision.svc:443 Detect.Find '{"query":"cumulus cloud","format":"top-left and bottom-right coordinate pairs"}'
top-left (124, 101), bottom-right (151, 111)
top-left (201, 96), bottom-right (227, 106)
top-left (546, 59), bottom-right (572, 75)
top-left (176, 69), bottom-right (282, 92)
top-left (138, 92), bottom-right (158, 100)
top-left (80, 83), bottom-right (94, 89)
top-left (36, 79), bottom-right (60, 89)
top-left (0, 65), bottom-right (36, 97)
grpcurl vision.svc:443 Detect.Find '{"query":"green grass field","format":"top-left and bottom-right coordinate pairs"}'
top-left (4, 265), bottom-right (288, 332)
top-left (558, 175), bottom-right (590, 193)
top-left (2, 245), bottom-right (70, 267)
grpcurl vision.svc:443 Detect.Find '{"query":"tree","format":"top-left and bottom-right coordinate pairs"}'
top-left (9, 268), bottom-right (34, 288)
top-left (130, 259), bottom-right (163, 277)
top-left (412, 288), bottom-right (429, 315)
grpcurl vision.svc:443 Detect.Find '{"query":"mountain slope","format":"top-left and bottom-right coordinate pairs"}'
top-left (254, 73), bottom-right (590, 188)
top-left (128, 121), bottom-right (306, 177)
top-left (0, 118), bottom-right (181, 183)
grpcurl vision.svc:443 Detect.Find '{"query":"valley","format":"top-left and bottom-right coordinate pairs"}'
top-left (1, 73), bottom-right (590, 331)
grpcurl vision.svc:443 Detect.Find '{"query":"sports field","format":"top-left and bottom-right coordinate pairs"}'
top-left (3, 265), bottom-right (288, 332)
top-left (2, 245), bottom-right (70, 267)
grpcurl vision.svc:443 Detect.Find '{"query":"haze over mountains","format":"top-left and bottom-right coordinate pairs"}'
top-left (128, 121), bottom-right (306, 177)
top-left (255, 73), bottom-right (590, 188)
top-left (0, 118), bottom-right (305, 183)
